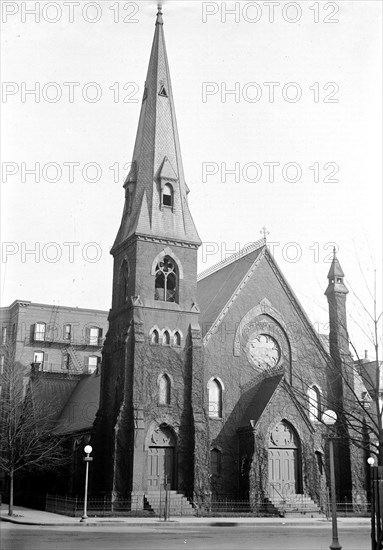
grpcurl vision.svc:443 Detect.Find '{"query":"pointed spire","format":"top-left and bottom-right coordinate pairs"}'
top-left (327, 247), bottom-right (345, 280)
top-left (112, 5), bottom-right (201, 253)
top-left (325, 248), bottom-right (348, 295)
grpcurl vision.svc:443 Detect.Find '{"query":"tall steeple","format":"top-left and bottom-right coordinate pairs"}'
top-left (93, 9), bottom-right (207, 501)
top-left (112, 5), bottom-right (201, 253)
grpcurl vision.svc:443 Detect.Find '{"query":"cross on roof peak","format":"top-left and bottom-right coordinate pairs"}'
top-left (260, 226), bottom-right (270, 243)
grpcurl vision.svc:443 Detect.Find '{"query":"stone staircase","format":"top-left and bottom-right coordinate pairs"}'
top-left (266, 494), bottom-right (323, 517)
top-left (144, 491), bottom-right (195, 517)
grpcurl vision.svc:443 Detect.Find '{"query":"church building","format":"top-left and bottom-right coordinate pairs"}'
top-left (88, 7), bottom-right (363, 513)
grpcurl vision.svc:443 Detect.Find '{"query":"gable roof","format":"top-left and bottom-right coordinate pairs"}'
top-left (197, 241), bottom-right (265, 336)
top-left (53, 373), bottom-right (101, 435)
top-left (239, 373), bottom-right (284, 427)
top-left (197, 241), bottom-right (330, 362)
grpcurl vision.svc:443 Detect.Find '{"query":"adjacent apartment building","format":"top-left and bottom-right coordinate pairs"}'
top-left (0, 300), bottom-right (108, 380)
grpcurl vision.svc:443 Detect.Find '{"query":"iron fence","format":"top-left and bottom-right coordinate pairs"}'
top-left (44, 494), bottom-right (371, 518)
top-left (45, 495), bottom-right (150, 517)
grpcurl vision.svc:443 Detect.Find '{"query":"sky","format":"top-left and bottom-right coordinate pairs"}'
top-left (1, 0), bottom-right (382, 357)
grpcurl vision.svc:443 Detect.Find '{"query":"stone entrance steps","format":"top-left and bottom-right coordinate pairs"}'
top-left (144, 491), bottom-right (195, 517)
top-left (267, 494), bottom-right (323, 517)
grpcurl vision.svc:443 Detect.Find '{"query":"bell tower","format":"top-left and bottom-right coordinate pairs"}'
top-left (93, 6), bottom-right (208, 504)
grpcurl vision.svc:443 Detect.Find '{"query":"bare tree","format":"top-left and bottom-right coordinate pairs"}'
top-left (0, 343), bottom-right (70, 516)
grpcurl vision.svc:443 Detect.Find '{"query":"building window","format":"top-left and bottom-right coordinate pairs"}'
top-left (64, 324), bottom-right (72, 340)
top-left (208, 378), bottom-right (223, 418)
top-left (315, 451), bottom-right (324, 475)
top-left (155, 257), bottom-right (178, 302)
top-left (125, 189), bottom-right (132, 214)
top-left (159, 374), bottom-right (171, 405)
top-left (2, 327), bottom-right (7, 344)
top-left (119, 260), bottom-right (129, 304)
top-left (88, 356), bottom-right (98, 374)
top-left (158, 85), bottom-right (168, 98)
top-left (63, 353), bottom-right (70, 370)
top-left (162, 183), bottom-right (173, 207)
top-left (151, 329), bottom-right (159, 344)
top-left (173, 331), bottom-right (181, 346)
top-left (307, 385), bottom-right (321, 421)
top-left (163, 330), bottom-right (170, 345)
top-left (33, 351), bottom-right (44, 367)
top-left (34, 323), bottom-right (46, 342)
top-left (87, 327), bottom-right (102, 346)
top-left (211, 449), bottom-right (222, 475)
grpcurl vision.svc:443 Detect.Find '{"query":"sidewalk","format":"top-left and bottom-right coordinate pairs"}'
top-left (0, 504), bottom-right (371, 528)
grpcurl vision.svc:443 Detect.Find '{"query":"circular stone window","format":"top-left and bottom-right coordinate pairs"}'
top-left (245, 333), bottom-right (281, 370)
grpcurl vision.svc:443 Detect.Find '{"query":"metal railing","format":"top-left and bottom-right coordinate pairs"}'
top-left (26, 336), bottom-right (104, 347)
top-left (44, 494), bottom-right (371, 518)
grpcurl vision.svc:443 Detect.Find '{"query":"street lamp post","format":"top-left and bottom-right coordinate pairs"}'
top-left (367, 456), bottom-right (376, 550)
top-left (323, 409), bottom-right (342, 550)
top-left (80, 445), bottom-right (93, 522)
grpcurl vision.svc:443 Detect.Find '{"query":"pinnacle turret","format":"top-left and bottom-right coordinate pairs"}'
top-left (325, 248), bottom-right (348, 296)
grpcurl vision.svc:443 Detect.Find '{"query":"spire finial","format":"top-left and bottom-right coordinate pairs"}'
top-left (156, 2), bottom-right (163, 25)
top-left (260, 226), bottom-right (270, 244)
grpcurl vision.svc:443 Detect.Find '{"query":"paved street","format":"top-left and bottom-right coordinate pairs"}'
top-left (0, 523), bottom-right (371, 550)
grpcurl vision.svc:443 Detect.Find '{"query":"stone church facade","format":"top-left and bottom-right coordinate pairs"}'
top-left (89, 7), bottom-right (363, 511)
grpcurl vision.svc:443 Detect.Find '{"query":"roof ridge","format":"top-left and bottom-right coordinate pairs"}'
top-left (198, 239), bottom-right (265, 281)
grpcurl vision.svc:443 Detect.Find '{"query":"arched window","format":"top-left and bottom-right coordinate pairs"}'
top-left (155, 256), bottom-right (178, 303)
top-left (173, 331), bottom-right (181, 346)
top-left (151, 329), bottom-right (159, 345)
top-left (159, 374), bottom-right (171, 405)
top-left (119, 260), bottom-right (129, 304)
top-left (208, 378), bottom-right (223, 418)
top-left (307, 385), bottom-right (321, 421)
top-left (163, 330), bottom-right (170, 345)
top-left (211, 448), bottom-right (222, 475)
top-left (163, 183), bottom-right (173, 207)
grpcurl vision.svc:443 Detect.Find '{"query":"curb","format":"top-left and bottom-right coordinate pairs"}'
top-left (0, 515), bottom-right (370, 528)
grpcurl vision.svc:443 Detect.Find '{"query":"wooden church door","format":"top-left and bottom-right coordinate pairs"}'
top-left (268, 421), bottom-right (299, 499)
top-left (147, 426), bottom-right (175, 491)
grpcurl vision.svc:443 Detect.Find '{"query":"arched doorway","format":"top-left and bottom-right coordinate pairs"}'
top-left (147, 425), bottom-right (176, 491)
top-left (268, 421), bottom-right (301, 500)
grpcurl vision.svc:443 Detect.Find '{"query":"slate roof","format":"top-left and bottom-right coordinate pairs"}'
top-left (197, 243), bottom-right (264, 336)
top-left (31, 374), bottom-right (80, 423)
top-left (53, 373), bottom-right (101, 435)
top-left (112, 5), bottom-right (200, 251)
top-left (318, 333), bottom-right (330, 353)
top-left (327, 251), bottom-right (345, 279)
